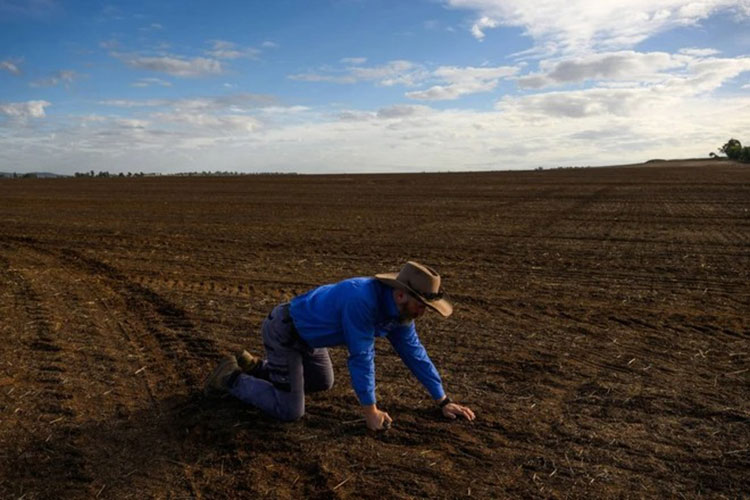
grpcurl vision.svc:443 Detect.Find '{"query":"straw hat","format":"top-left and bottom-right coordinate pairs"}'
top-left (375, 261), bottom-right (453, 317)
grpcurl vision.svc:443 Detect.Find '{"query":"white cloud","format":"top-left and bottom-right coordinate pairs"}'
top-left (95, 93), bottom-right (290, 136)
top-left (115, 118), bottom-right (149, 129)
top-left (4, 89), bottom-right (749, 174)
top-left (117, 53), bottom-right (224, 77)
top-left (500, 54), bottom-right (750, 119)
top-left (289, 72), bottom-right (356, 84)
top-left (497, 87), bottom-right (657, 118)
top-left (340, 57), bottom-right (367, 64)
top-left (206, 40), bottom-right (261, 60)
top-left (257, 105), bottom-right (310, 115)
top-left (406, 86), bottom-right (460, 100)
top-left (99, 99), bottom-right (170, 108)
top-left (335, 105), bottom-right (433, 122)
top-left (376, 104), bottom-right (432, 119)
top-left (99, 93), bottom-right (276, 112)
top-left (30, 69), bottom-right (80, 88)
top-left (516, 50), bottom-right (750, 94)
top-left (518, 51), bottom-right (684, 88)
top-left (0, 100), bottom-right (51, 120)
top-left (131, 77), bottom-right (172, 88)
top-left (679, 47), bottom-right (721, 57)
top-left (262, 41), bottom-right (279, 49)
top-left (1, 59), bottom-right (22, 75)
top-left (470, 16), bottom-right (498, 40)
top-left (290, 60), bottom-right (427, 87)
top-left (350, 60), bottom-right (426, 86)
top-left (678, 55), bottom-right (750, 94)
top-left (292, 61), bottom-right (518, 99)
top-left (446, 0), bottom-right (750, 54)
top-left (138, 23), bottom-right (163, 32)
top-left (154, 112), bottom-right (261, 133)
top-left (171, 94), bottom-right (277, 111)
top-left (337, 110), bottom-right (375, 122)
top-left (407, 65), bottom-right (518, 100)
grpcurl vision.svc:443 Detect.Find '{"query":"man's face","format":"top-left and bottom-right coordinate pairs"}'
top-left (396, 291), bottom-right (427, 323)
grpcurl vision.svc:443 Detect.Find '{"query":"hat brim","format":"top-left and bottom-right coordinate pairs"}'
top-left (375, 273), bottom-right (453, 318)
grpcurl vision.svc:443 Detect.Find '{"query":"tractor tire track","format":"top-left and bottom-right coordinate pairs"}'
top-left (57, 248), bottom-right (222, 388)
top-left (0, 238), bottom-right (211, 498)
top-left (0, 253), bottom-right (93, 495)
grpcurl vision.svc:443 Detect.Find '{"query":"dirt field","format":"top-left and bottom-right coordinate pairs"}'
top-left (0, 159), bottom-right (748, 499)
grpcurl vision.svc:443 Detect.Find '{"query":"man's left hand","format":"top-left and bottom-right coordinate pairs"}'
top-left (441, 402), bottom-right (476, 421)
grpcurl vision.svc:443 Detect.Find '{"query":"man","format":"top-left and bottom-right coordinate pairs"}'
top-left (204, 261), bottom-right (475, 431)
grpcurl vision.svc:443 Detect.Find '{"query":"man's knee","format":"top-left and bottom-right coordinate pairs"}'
top-left (279, 404), bottom-right (305, 422)
top-left (306, 373), bottom-right (334, 393)
top-left (319, 374), bottom-right (334, 392)
top-left (274, 390), bottom-right (305, 422)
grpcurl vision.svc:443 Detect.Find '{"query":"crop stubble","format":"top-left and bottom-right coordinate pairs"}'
top-left (0, 160), bottom-right (748, 498)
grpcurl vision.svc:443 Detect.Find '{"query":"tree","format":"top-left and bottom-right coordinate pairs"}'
top-left (719, 138), bottom-right (742, 160)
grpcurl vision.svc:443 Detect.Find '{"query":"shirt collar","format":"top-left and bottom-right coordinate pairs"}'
top-left (377, 280), bottom-right (400, 320)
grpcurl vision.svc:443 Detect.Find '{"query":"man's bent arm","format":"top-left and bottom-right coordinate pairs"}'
top-left (387, 324), bottom-right (445, 401)
top-left (341, 298), bottom-right (379, 405)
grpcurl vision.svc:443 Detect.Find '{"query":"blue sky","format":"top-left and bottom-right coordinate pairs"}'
top-left (1, 0), bottom-right (749, 174)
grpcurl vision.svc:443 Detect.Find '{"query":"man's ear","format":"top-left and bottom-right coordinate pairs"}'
top-left (393, 288), bottom-right (408, 305)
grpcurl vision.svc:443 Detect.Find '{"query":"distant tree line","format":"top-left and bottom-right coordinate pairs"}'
top-left (714, 138), bottom-right (750, 162)
top-left (172, 171), bottom-right (298, 176)
top-left (74, 171), bottom-right (148, 177)
top-left (3, 169), bottom-right (302, 179)
top-left (71, 170), bottom-right (298, 177)
top-left (0, 172), bottom-right (61, 179)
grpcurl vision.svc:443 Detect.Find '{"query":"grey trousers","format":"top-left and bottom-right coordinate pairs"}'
top-left (229, 303), bottom-right (334, 421)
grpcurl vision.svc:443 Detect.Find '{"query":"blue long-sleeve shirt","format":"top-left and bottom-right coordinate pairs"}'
top-left (289, 277), bottom-right (445, 406)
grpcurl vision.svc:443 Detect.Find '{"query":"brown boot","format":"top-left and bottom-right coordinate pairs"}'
top-left (203, 356), bottom-right (240, 396)
top-left (236, 349), bottom-right (262, 374)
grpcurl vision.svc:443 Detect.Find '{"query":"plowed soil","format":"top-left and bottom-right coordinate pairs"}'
top-left (0, 160), bottom-right (748, 499)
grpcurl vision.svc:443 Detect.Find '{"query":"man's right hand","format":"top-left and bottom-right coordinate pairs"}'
top-left (362, 404), bottom-right (392, 431)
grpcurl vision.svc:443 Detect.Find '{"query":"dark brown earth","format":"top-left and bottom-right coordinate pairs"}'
top-left (0, 159), bottom-right (748, 499)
